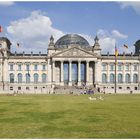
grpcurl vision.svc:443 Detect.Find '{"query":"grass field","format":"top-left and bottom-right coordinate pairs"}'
top-left (0, 94), bottom-right (140, 138)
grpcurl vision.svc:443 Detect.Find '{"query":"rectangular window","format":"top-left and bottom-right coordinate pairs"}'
top-left (9, 64), bottom-right (13, 71)
top-left (26, 87), bottom-right (30, 90)
top-left (134, 64), bottom-right (138, 71)
top-left (102, 64), bottom-right (107, 71)
top-left (118, 64), bottom-right (122, 71)
top-left (26, 64), bottom-right (30, 71)
top-left (42, 65), bottom-right (46, 71)
top-left (18, 64), bottom-right (22, 71)
top-left (119, 87), bottom-right (122, 89)
top-left (34, 65), bottom-right (38, 71)
top-left (18, 87), bottom-right (21, 90)
top-left (110, 64), bottom-right (114, 71)
top-left (10, 87), bottom-right (13, 90)
top-left (126, 64), bottom-right (130, 71)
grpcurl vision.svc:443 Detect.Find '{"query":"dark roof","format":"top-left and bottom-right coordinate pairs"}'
top-left (55, 34), bottom-right (90, 48)
top-left (134, 40), bottom-right (140, 47)
top-left (0, 37), bottom-right (11, 49)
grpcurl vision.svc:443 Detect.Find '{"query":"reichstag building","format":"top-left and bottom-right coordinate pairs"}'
top-left (0, 34), bottom-right (140, 93)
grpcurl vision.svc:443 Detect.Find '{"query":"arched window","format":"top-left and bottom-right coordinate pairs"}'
top-left (118, 73), bottom-right (123, 83)
top-left (10, 73), bottom-right (14, 83)
top-left (110, 73), bottom-right (114, 83)
top-left (133, 74), bottom-right (138, 83)
top-left (34, 73), bottom-right (38, 83)
top-left (18, 73), bottom-right (22, 83)
top-left (102, 73), bottom-right (107, 83)
top-left (125, 73), bottom-right (131, 83)
top-left (26, 73), bottom-right (30, 83)
top-left (42, 73), bottom-right (46, 83)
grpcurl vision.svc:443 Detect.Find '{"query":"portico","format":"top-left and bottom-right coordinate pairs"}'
top-left (50, 59), bottom-right (96, 86)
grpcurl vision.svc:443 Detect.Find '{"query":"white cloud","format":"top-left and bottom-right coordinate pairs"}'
top-left (0, 1), bottom-right (14, 6)
top-left (97, 29), bottom-right (109, 38)
top-left (7, 10), bottom-right (64, 53)
top-left (119, 2), bottom-right (140, 14)
top-left (7, 10), bottom-right (129, 54)
top-left (80, 29), bottom-right (128, 54)
top-left (97, 29), bottom-right (128, 54)
top-left (99, 37), bottom-right (116, 54)
top-left (112, 30), bottom-right (128, 39)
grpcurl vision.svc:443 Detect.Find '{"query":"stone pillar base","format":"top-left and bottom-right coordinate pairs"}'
top-left (47, 82), bottom-right (52, 85)
top-left (78, 81), bottom-right (81, 86)
top-left (69, 81), bottom-right (72, 86)
top-left (88, 82), bottom-right (93, 86)
top-left (86, 81), bottom-right (89, 86)
top-left (61, 82), bottom-right (64, 86)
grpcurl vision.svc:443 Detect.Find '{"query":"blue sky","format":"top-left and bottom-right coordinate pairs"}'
top-left (0, 1), bottom-right (140, 54)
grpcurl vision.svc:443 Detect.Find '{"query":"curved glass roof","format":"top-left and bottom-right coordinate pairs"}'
top-left (55, 34), bottom-right (90, 48)
top-left (135, 40), bottom-right (140, 47)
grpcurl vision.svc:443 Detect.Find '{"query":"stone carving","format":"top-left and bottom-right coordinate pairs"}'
top-left (57, 48), bottom-right (93, 57)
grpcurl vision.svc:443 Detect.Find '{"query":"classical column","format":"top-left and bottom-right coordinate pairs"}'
top-left (69, 61), bottom-right (72, 86)
top-left (2, 56), bottom-right (9, 91)
top-left (122, 62), bottom-right (125, 83)
top-left (130, 63), bottom-right (133, 84)
top-left (78, 60), bottom-right (81, 86)
top-left (61, 60), bottom-right (64, 86)
top-left (52, 60), bottom-right (55, 83)
top-left (107, 63), bottom-right (109, 83)
top-left (94, 61), bottom-right (98, 84)
top-left (86, 60), bottom-right (89, 85)
top-left (1, 57), bottom-right (5, 90)
top-left (94, 60), bottom-right (102, 86)
top-left (47, 59), bottom-right (52, 85)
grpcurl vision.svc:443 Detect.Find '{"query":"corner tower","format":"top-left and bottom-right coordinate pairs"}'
top-left (0, 37), bottom-right (11, 57)
top-left (92, 36), bottom-right (101, 55)
top-left (134, 40), bottom-right (140, 55)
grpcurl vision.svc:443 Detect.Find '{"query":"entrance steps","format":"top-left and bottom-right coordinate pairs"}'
top-left (54, 85), bottom-right (98, 94)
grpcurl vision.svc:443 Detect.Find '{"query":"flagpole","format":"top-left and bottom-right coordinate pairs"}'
top-left (115, 44), bottom-right (117, 93)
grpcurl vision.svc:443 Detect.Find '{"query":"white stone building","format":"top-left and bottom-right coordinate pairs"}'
top-left (0, 34), bottom-right (140, 94)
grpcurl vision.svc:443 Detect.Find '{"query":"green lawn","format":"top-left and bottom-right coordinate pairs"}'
top-left (0, 94), bottom-right (140, 138)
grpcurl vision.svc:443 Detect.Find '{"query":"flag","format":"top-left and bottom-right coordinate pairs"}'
top-left (0, 25), bottom-right (2, 32)
top-left (124, 44), bottom-right (128, 49)
top-left (115, 46), bottom-right (118, 57)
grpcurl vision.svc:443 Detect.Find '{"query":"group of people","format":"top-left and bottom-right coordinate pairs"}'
top-left (80, 88), bottom-right (94, 95)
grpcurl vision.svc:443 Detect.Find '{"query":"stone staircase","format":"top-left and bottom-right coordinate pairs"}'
top-left (54, 85), bottom-right (98, 94)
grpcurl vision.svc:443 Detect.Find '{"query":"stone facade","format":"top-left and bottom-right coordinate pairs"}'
top-left (0, 34), bottom-right (140, 94)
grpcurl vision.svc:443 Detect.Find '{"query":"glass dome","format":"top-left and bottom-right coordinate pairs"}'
top-left (55, 34), bottom-right (90, 48)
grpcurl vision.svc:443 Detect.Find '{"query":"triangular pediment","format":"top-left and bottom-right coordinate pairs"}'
top-left (52, 46), bottom-right (96, 57)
